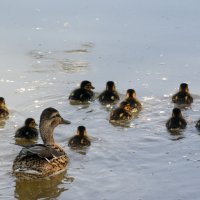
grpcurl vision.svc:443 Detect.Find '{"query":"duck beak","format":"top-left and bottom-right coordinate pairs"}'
top-left (60, 117), bottom-right (71, 125)
top-left (91, 85), bottom-right (95, 89)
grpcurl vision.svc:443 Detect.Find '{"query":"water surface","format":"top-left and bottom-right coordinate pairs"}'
top-left (1, 0), bottom-right (200, 200)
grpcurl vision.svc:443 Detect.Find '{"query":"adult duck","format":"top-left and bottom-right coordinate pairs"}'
top-left (13, 107), bottom-right (71, 179)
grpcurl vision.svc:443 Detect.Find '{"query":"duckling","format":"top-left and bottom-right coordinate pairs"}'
top-left (69, 80), bottom-right (95, 104)
top-left (110, 101), bottom-right (132, 123)
top-left (98, 81), bottom-right (120, 105)
top-left (0, 97), bottom-right (9, 119)
top-left (124, 89), bottom-right (142, 112)
top-left (68, 126), bottom-right (91, 148)
top-left (15, 118), bottom-right (38, 140)
top-left (172, 83), bottom-right (193, 105)
top-left (166, 108), bottom-right (187, 130)
top-left (195, 120), bottom-right (200, 130)
top-left (13, 107), bottom-right (71, 179)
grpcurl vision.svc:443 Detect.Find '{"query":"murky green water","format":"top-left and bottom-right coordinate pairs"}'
top-left (1, 0), bottom-right (200, 199)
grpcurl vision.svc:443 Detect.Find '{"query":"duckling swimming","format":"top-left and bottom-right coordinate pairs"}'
top-left (0, 97), bottom-right (9, 119)
top-left (172, 83), bottom-right (193, 105)
top-left (13, 107), bottom-right (71, 179)
top-left (110, 101), bottom-right (132, 123)
top-left (98, 81), bottom-right (120, 105)
top-left (69, 80), bottom-right (95, 104)
top-left (15, 118), bottom-right (38, 140)
top-left (124, 89), bottom-right (142, 112)
top-left (195, 120), bottom-right (200, 130)
top-left (166, 108), bottom-right (187, 130)
top-left (68, 126), bottom-right (91, 148)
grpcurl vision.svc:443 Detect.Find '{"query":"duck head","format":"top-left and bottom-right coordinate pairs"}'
top-left (0, 97), bottom-right (6, 108)
top-left (106, 81), bottom-right (116, 91)
top-left (25, 118), bottom-right (38, 128)
top-left (172, 107), bottom-right (182, 118)
top-left (77, 126), bottom-right (87, 137)
top-left (80, 80), bottom-right (95, 91)
top-left (119, 101), bottom-right (131, 112)
top-left (179, 83), bottom-right (189, 93)
top-left (39, 107), bottom-right (71, 145)
top-left (125, 89), bottom-right (136, 99)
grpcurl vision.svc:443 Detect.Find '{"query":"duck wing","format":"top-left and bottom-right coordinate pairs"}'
top-left (18, 144), bottom-right (65, 159)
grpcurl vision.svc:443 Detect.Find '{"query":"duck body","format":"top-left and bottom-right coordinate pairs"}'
top-left (69, 81), bottom-right (95, 104)
top-left (15, 127), bottom-right (38, 140)
top-left (166, 117), bottom-right (187, 129)
top-left (68, 135), bottom-right (91, 147)
top-left (0, 97), bottom-right (9, 119)
top-left (166, 108), bottom-right (187, 130)
top-left (13, 144), bottom-right (68, 179)
top-left (15, 118), bottom-right (38, 140)
top-left (195, 120), bottom-right (200, 130)
top-left (124, 89), bottom-right (141, 112)
top-left (172, 83), bottom-right (193, 105)
top-left (172, 91), bottom-right (193, 105)
top-left (13, 107), bottom-right (71, 179)
top-left (98, 81), bottom-right (120, 105)
top-left (110, 102), bottom-right (132, 123)
top-left (68, 126), bottom-right (91, 148)
top-left (125, 97), bottom-right (142, 112)
top-left (99, 90), bottom-right (119, 105)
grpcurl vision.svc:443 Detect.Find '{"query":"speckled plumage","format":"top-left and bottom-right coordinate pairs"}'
top-left (110, 101), bottom-right (132, 123)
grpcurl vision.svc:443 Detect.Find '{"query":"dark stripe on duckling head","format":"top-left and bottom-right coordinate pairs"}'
top-left (77, 126), bottom-right (86, 137)
top-left (126, 89), bottom-right (136, 98)
top-left (106, 81), bottom-right (116, 91)
top-left (179, 83), bottom-right (189, 92)
top-left (172, 108), bottom-right (182, 118)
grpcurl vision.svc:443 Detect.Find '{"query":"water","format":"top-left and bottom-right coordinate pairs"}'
top-left (1, 0), bottom-right (200, 199)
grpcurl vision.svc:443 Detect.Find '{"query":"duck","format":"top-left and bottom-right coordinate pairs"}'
top-left (195, 120), bottom-right (200, 130)
top-left (0, 97), bottom-right (9, 119)
top-left (110, 101), bottom-right (132, 123)
top-left (69, 80), bottom-right (95, 104)
top-left (172, 83), bottom-right (193, 105)
top-left (166, 107), bottom-right (187, 130)
top-left (68, 126), bottom-right (91, 148)
top-left (13, 107), bottom-right (71, 179)
top-left (98, 81), bottom-right (120, 105)
top-left (124, 89), bottom-right (142, 112)
top-left (15, 118), bottom-right (38, 140)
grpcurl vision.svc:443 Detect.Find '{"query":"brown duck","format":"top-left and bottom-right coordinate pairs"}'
top-left (13, 107), bottom-right (71, 179)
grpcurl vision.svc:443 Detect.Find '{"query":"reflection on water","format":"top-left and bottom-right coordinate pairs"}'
top-left (168, 129), bottom-right (185, 141)
top-left (0, 119), bottom-right (6, 129)
top-left (28, 42), bottom-right (94, 74)
top-left (14, 172), bottom-right (74, 200)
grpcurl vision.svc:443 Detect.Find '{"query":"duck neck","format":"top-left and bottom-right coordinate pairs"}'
top-left (39, 122), bottom-right (55, 146)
